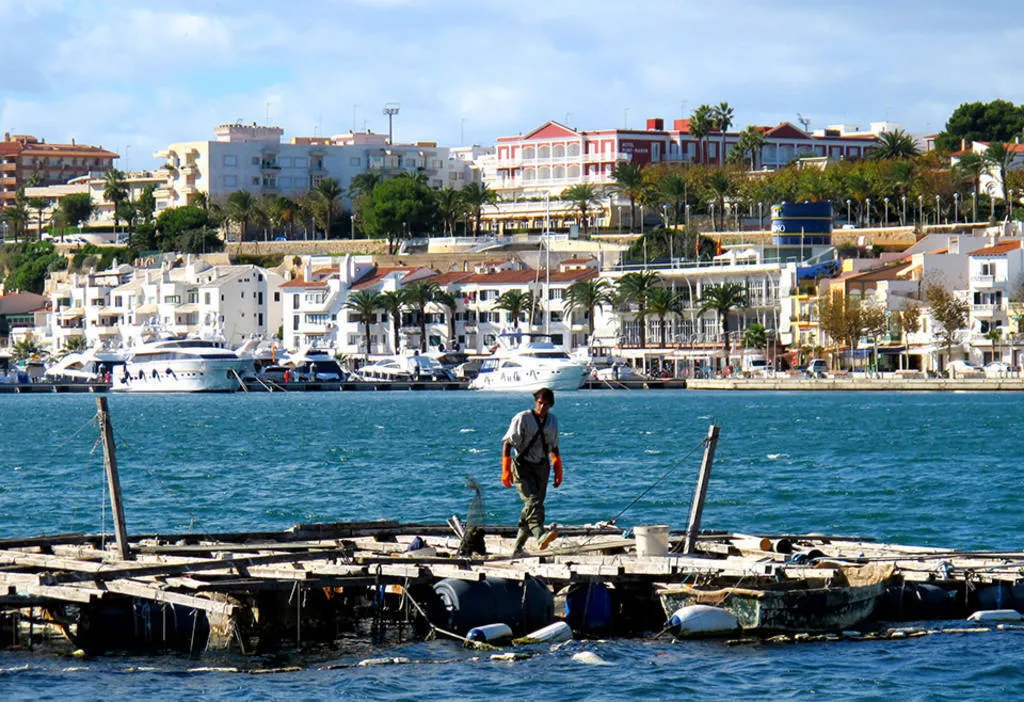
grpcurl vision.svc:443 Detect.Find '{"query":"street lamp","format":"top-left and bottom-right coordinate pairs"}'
top-left (953, 192), bottom-right (959, 223)
top-left (918, 194), bottom-right (923, 224)
top-left (710, 202), bottom-right (716, 232)
top-left (901, 194), bottom-right (907, 226)
top-left (758, 201), bottom-right (763, 229)
top-left (350, 214), bottom-right (356, 239)
top-left (884, 196), bottom-right (889, 227)
top-left (865, 197), bottom-right (871, 228)
top-left (846, 199), bottom-right (851, 225)
top-left (935, 194), bottom-right (940, 226)
top-left (971, 190), bottom-right (977, 222)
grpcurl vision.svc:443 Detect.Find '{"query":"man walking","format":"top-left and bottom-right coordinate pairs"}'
top-left (501, 387), bottom-right (563, 554)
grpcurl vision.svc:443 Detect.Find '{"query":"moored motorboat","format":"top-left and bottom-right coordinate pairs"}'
top-left (469, 333), bottom-right (586, 392)
top-left (44, 345), bottom-right (127, 383)
top-left (112, 336), bottom-right (253, 392)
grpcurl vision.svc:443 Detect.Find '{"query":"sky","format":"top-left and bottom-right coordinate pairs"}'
top-left (2, 0), bottom-right (1024, 170)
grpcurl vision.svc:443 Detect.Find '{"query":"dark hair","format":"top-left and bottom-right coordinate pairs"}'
top-left (533, 387), bottom-right (555, 404)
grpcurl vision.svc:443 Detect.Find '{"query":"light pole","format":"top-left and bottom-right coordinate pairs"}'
top-left (953, 192), bottom-right (959, 223)
top-left (972, 190), bottom-right (977, 222)
top-left (884, 197), bottom-right (889, 227)
top-left (685, 204), bottom-right (691, 254)
top-left (710, 202), bottom-right (716, 232)
top-left (350, 214), bottom-right (356, 239)
top-left (846, 199), bottom-right (851, 226)
top-left (865, 197), bottom-right (871, 228)
top-left (758, 201), bottom-right (763, 229)
top-left (918, 195), bottom-right (923, 225)
top-left (935, 194), bottom-right (940, 225)
top-left (901, 194), bottom-right (907, 226)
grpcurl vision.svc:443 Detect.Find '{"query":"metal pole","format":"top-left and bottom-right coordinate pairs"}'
top-left (683, 424), bottom-right (720, 554)
top-left (96, 396), bottom-right (132, 560)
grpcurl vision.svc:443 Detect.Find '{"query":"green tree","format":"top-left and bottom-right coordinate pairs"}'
top-left (26, 196), bottom-right (49, 240)
top-left (742, 322), bottom-right (769, 350)
top-left (494, 289), bottom-right (533, 330)
top-left (712, 102), bottom-right (734, 165)
top-left (698, 282), bottom-right (748, 367)
top-left (102, 169), bottom-right (129, 230)
top-left (177, 228), bottom-right (223, 254)
top-left (378, 290), bottom-right (406, 353)
top-left (155, 205), bottom-right (215, 250)
top-left (646, 286), bottom-right (681, 347)
top-left (459, 182), bottom-right (498, 236)
top-left (137, 185), bottom-right (157, 224)
top-left (656, 170), bottom-right (689, 226)
top-left (562, 278), bottom-right (616, 338)
top-left (983, 142), bottom-right (1014, 210)
top-left (432, 288), bottom-right (460, 348)
top-left (402, 281), bottom-right (440, 351)
top-left (689, 104), bottom-right (714, 164)
top-left (729, 126), bottom-right (767, 170)
top-left (925, 282), bottom-right (969, 373)
top-left (435, 187), bottom-right (467, 236)
top-left (561, 183), bottom-right (603, 234)
top-left (617, 270), bottom-right (662, 348)
top-left (935, 100), bottom-right (1024, 153)
top-left (611, 162), bottom-right (645, 232)
top-left (954, 151), bottom-right (986, 201)
top-left (225, 190), bottom-right (264, 241)
top-left (361, 175), bottom-right (441, 254)
top-left (314, 177), bottom-right (343, 238)
top-left (2, 241), bottom-right (65, 293)
top-left (59, 193), bottom-right (94, 235)
top-left (11, 335), bottom-right (43, 362)
top-left (870, 128), bottom-right (921, 160)
top-left (61, 335), bottom-right (89, 354)
top-left (345, 289), bottom-right (383, 358)
top-left (2, 200), bottom-right (29, 242)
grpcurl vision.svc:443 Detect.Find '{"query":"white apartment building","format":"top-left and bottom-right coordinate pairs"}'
top-left (25, 170), bottom-right (166, 233)
top-left (965, 238), bottom-right (1024, 366)
top-left (45, 256), bottom-right (284, 352)
top-left (154, 123), bottom-right (474, 221)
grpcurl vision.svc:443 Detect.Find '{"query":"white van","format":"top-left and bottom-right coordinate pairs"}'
top-left (740, 352), bottom-right (770, 376)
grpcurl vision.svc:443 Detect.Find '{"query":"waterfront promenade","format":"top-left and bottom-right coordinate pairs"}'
top-left (687, 373), bottom-right (1024, 391)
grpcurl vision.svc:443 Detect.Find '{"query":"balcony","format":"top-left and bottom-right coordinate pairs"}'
top-left (497, 152), bottom-right (628, 167)
top-left (971, 304), bottom-right (1002, 317)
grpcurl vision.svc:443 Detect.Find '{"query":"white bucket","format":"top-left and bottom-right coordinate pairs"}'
top-left (634, 525), bottom-right (670, 557)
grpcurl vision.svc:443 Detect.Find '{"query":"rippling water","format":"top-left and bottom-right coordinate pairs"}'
top-left (2, 390), bottom-right (1024, 699)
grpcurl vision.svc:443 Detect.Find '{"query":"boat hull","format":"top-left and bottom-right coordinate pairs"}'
top-left (659, 564), bottom-right (892, 634)
top-left (468, 365), bottom-right (586, 392)
top-left (112, 358), bottom-right (252, 393)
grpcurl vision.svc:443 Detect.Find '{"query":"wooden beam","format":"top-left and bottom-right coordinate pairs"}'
top-left (683, 424), bottom-right (719, 555)
top-left (96, 397), bottom-right (132, 561)
top-left (100, 579), bottom-right (236, 617)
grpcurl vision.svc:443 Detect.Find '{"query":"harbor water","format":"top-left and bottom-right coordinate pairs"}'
top-left (2, 390), bottom-right (1024, 699)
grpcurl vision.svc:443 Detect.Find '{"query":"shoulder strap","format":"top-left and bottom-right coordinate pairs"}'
top-left (520, 411), bottom-right (549, 457)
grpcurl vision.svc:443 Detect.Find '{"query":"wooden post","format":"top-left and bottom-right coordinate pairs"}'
top-left (683, 424), bottom-right (719, 555)
top-left (96, 396), bottom-right (133, 560)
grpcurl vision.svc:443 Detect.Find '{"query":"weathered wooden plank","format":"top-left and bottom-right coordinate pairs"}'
top-left (100, 579), bottom-right (236, 617)
top-left (19, 583), bottom-right (106, 604)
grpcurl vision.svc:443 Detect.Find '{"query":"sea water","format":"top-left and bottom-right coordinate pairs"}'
top-left (1, 390), bottom-right (1024, 700)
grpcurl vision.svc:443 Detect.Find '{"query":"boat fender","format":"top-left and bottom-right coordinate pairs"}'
top-left (667, 605), bottom-right (740, 637)
top-left (967, 609), bottom-right (1024, 623)
top-left (467, 623), bottom-right (513, 643)
top-left (515, 621), bottom-right (572, 644)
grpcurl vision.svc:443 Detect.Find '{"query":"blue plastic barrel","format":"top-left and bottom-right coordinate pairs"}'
top-left (433, 577), bottom-right (553, 636)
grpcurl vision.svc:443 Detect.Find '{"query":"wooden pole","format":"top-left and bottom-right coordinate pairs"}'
top-left (683, 424), bottom-right (719, 554)
top-left (96, 396), bottom-right (133, 560)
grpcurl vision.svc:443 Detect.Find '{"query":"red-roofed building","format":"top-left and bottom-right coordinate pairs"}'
top-left (0, 133), bottom-right (117, 206)
top-left (967, 237), bottom-right (1024, 366)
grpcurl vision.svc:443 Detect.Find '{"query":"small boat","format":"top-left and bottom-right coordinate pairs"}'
top-left (469, 332), bottom-right (587, 392)
top-left (356, 353), bottom-right (452, 382)
top-left (281, 346), bottom-right (349, 382)
top-left (44, 345), bottom-right (127, 384)
top-left (658, 562), bottom-right (893, 634)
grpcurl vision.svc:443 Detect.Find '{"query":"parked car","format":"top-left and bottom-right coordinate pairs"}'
top-left (984, 361), bottom-right (1014, 377)
top-left (806, 359), bottom-right (828, 378)
top-left (946, 360), bottom-right (983, 378)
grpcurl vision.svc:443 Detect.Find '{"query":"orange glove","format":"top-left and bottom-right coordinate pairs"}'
top-left (501, 455), bottom-right (513, 488)
top-left (552, 455), bottom-right (563, 488)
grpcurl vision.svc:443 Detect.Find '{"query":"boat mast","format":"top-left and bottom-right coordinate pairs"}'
top-left (544, 192), bottom-right (551, 336)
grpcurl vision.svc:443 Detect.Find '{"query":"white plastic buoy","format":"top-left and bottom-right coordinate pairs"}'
top-left (467, 623), bottom-right (513, 643)
top-left (571, 651), bottom-right (612, 666)
top-left (667, 605), bottom-right (740, 636)
top-left (967, 609), bottom-right (1024, 622)
top-left (521, 621), bottom-right (572, 643)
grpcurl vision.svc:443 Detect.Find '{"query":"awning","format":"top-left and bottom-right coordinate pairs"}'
top-left (174, 303), bottom-right (199, 314)
top-left (59, 307), bottom-right (84, 318)
top-left (134, 304), bottom-right (157, 315)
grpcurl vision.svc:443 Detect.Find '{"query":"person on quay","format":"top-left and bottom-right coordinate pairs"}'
top-left (501, 387), bottom-right (563, 554)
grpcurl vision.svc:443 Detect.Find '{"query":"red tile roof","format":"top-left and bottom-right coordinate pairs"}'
top-left (424, 271), bottom-right (476, 285)
top-left (462, 269), bottom-right (597, 285)
top-left (970, 240), bottom-right (1023, 256)
top-left (349, 266), bottom-right (423, 290)
top-left (279, 277), bottom-right (327, 289)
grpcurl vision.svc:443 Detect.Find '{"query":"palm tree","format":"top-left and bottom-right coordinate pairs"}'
top-left (26, 197), bottom-right (48, 240)
top-left (349, 172), bottom-right (381, 201)
top-left (712, 102), bottom-right (734, 165)
top-left (344, 289), bottom-right (383, 358)
top-left (264, 195), bottom-right (298, 238)
top-left (562, 278), bottom-right (616, 338)
top-left (225, 190), bottom-right (263, 241)
top-left (983, 142), bottom-right (1014, 211)
top-left (617, 270), bottom-right (662, 348)
top-left (459, 182), bottom-right (498, 236)
top-left (646, 286), bottom-right (681, 347)
top-left (3, 200), bottom-right (29, 242)
top-left (315, 178), bottom-right (343, 237)
top-left (955, 152), bottom-right (986, 205)
top-left (378, 290), bottom-right (406, 353)
top-left (730, 126), bottom-right (766, 170)
top-left (432, 289), bottom-right (460, 347)
top-left (61, 335), bottom-right (89, 355)
top-left (103, 169), bottom-right (129, 230)
top-left (704, 169), bottom-right (734, 231)
top-left (435, 188), bottom-right (467, 236)
top-left (689, 105), bottom-right (714, 164)
top-left (403, 281), bottom-right (440, 352)
top-left (561, 184), bottom-right (603, 234)
top-left (869, 129), bottom-right (921, 160)
top-left (657, 171), bottom-right (689, 226)
top-left (11, 336), bottom-right (43, 362)
top-left (611, 162), bottom-right (645, 232)
top-left (494, 289), bottom-right (533, 330)
top-left (698, 282), bottom-right (748, 367)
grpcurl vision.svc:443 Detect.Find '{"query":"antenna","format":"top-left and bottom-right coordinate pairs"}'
top-left (797, 113), bottom-right (810, 132)
top-left (383, 103), bottom-right (401, 145)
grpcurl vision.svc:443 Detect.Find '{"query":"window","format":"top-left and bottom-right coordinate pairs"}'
top-left (274, 292), bottom-right (280, 302)
top-left (258, 313), bottom-right (264, 326)
top-left (548, 289), bottom-right (563, 300)
top-left (204, 292), bottom-right (211, 305)
top-left (294, 157), bottom-right (308, 168)
top-left (164, 295), bottom-right (180, 304)
top-left (350, 157), bottom-right (361, 166)
top-left (224, 155), bottom-right (237, 167)
top-left (551, 334), bottom-right (563, 346)
top-left (293, 294), bottom-right (300, 309)
top-left (550, 311), bottom-right (563, 323)
top-left (293, 315), bottom-right (300, 330)
top-left (240, 291), bottom-right (245, 299)
top-left (278, 157), bottom-right (291, 168)
top-left (251, 156), bottom-right (260, 166)
top-left (224, 175), bottom-right (238, 188)
top-left (251, 177), bottom-right (260, 186)
top-left (258, 292), bottom-right (263, 305)
top-left (429, 335), bottom-right (442, 347)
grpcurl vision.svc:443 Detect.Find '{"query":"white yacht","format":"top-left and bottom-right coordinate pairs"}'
top-left (469, 333), bottom-right (587, 392)
top-left (356, 353), bottom-right (452, 382)
top-left (281, 346), bottom-right (349, 382)
top-left (111, 336), bottom-right (253, 392)
top-left (44, 345), bottom-right (127, 383)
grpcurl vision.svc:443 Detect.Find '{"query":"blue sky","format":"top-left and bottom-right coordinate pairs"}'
top-left (2, 0), bottom-right (1023, 170)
